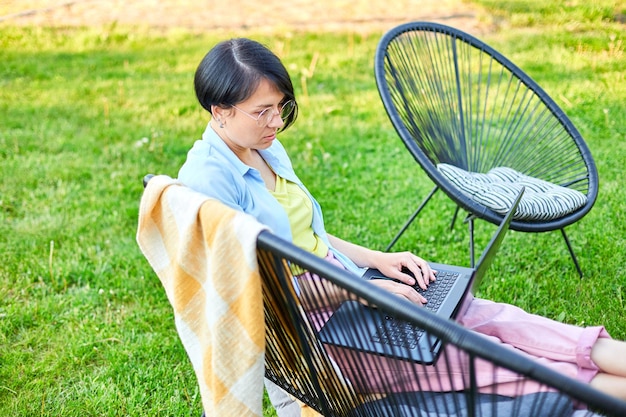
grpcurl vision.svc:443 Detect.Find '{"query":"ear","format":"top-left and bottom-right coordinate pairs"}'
top-left (211, 105), bottom-right (233, 123)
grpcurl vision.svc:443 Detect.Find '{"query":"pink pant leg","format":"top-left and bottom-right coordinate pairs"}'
top-left (458, 297), bottom-right (612, 383)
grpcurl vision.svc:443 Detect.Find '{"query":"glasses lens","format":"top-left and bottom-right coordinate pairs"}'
top-left (257, 101), bottom-right (296, 127)
top-left (280, 100), bottom-right (295, 120)
top-left (257, 108), bottom-right (271, 127)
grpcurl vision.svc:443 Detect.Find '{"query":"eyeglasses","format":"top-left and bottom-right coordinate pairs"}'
top-left (232, 100), bottom-right (296, 127)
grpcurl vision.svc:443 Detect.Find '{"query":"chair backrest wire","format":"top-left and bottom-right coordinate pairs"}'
top-left (379, 26), bottom-right (590, 186)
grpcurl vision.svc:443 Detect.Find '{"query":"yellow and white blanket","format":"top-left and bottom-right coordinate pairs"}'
top-left (136, 175), bottom-right (268, 416)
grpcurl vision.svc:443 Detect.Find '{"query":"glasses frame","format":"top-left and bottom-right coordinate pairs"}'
top-left (231, 100), bottom-right (296, 127)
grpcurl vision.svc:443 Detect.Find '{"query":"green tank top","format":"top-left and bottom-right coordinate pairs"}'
top-left (270, 175), bottom-right (329, 258)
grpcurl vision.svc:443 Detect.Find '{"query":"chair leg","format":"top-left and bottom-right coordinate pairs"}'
top-left (455, 208), bottom-right (476, 267)
top-left (450, 205), bottom-right (460, 230)
top-left (386, 186), bottom-right (439, 251)
top-left (561, 228), bottom-right (583, 278)
top-left (468, 216), bottom-right (475, 268)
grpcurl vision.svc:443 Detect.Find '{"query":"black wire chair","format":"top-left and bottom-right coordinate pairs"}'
top-left (374, 22), bottom-right (598, 277)
top-left (258, 230), bottom-right (626, 416)
top-left (140, 176), bottom-right (624, 416)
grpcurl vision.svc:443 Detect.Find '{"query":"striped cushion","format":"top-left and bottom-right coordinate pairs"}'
top-left (437, 164), bottom-right (587, 221)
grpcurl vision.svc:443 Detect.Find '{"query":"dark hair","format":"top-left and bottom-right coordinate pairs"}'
top-left (194, 38), bottom-right (298, 131)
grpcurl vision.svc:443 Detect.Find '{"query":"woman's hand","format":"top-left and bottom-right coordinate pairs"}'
top-left (371, 251), bottom-right (437, 291)
top-left (325, 234), bottom-right (436, 305)
top-left (369, 277), bottom-right (429, 305)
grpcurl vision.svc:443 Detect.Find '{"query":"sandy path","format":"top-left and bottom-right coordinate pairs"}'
top-left (0, 0), bottom-right (488, 34)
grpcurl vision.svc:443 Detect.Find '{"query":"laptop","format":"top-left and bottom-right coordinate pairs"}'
top-left (318, 188), bottom-right (524, 364)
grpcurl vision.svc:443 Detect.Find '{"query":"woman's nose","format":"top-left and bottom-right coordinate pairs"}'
top-left (267, 111), bottom-right (285, 128)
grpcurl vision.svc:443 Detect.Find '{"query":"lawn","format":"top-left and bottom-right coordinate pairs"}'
top-left (1, 1), bottom-right (624, 416)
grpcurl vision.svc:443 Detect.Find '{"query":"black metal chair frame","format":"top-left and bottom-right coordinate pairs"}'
top-left (374, 22), bottom-right (599, 277)
top-left (257, 230), bottom-right (626, 416)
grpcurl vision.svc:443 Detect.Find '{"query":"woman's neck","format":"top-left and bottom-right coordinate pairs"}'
top-left (210, 120), bottom-right (254, 164)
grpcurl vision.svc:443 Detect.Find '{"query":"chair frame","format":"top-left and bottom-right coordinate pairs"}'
top-left (374, 22), bottom-right (599, 277)
top-left (257, 230), bottom-right (626, 416)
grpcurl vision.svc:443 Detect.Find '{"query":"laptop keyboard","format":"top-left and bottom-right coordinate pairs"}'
top-left (415, 270), bottom-right (459, 312)
top-left (371, 316), bottom-right (423, 349)
top-left (370, 270), bottom-right (460, 348)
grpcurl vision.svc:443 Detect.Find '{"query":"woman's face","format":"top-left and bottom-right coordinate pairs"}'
top-left (214, 78), bottom-right (287, 157)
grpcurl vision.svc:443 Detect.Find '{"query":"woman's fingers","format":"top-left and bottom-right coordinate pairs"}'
top-left (370, 279), bottom-right (427, 305)
top-left (398, 257), bottom-right (437, 290)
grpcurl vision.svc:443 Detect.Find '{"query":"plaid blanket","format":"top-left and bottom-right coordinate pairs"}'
top-left (136, 175), bottom-right (268, 416)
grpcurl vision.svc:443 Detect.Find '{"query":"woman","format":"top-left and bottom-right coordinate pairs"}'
top-left (177, 37), bottom-right (626, 408)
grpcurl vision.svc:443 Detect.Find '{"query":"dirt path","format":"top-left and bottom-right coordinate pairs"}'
top-left (0, 0), bottom-right (489, 34)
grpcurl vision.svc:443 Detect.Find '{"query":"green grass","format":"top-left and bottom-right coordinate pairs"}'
top-left (1, 2), bottom-right (625, 415)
